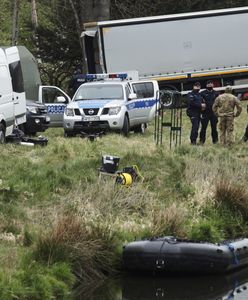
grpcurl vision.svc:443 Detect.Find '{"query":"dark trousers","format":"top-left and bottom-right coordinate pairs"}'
top-left (190, 116), bottom-right (201, 144)
top-left (244, 125), bottom-right (248, 141)
top-left (200, 114), bottom-right (218, 144)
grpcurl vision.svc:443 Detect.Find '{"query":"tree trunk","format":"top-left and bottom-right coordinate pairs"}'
top-left (68, 0), bottom-right (85, 71)
top-left (80, 0), bottom-right (110, 22)
top-left (69, 0), bottom-right (111, 73)
top-left (12, 0), bottom-right (20, 45)
top-left (94, 0), bottom-right (110, 21)
top-left (68, 0), bottom-right (82, 39)
top-left (31, 0), bottom-right (38, 29)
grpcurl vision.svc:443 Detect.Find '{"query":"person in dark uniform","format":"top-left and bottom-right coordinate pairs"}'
top-left (242, 125), bottom-right (248, 142)
top-left (199, 81), bottom-right (219, 144)
top-left (187, 82), bottom-right (206, 145)
top-left (69, 68), bottom-right (85, 96)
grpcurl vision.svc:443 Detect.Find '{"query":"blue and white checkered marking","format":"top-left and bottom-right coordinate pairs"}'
top-left (47, 105), bottom-right (65, 114)
top-left (127, 99), bottom-right (157, 110)
top-left (76, 98), bottom-right (157, 111)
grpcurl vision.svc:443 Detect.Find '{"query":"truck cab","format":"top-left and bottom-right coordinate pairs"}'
top-left (63, 73), bottom-right (159, 136)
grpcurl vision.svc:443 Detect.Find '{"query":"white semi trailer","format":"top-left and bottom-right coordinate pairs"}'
top-left (82, 6), bottom-right (248, 93)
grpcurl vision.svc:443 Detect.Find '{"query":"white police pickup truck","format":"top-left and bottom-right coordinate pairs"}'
top-left (63, 73), bottom-right (159, 136)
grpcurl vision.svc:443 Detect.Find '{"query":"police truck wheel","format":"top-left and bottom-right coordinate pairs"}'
top-left (133, 123), bottom-right (147, 134)
top-left (0, 124), bottom-right (6, 144)
top-left (122, 115), bottom-right (130, 136)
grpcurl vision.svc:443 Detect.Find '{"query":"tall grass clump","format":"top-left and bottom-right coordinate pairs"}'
top-left (210, 179), bottom-right (248, 238)
top-left (149, 203), bottom-right (188, 237)
top-left (215, 179), bottom-right (248, 220)
top-left (33, 214), bottom-right (119, 285)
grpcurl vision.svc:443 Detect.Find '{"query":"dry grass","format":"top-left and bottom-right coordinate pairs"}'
top-left (0, 102), bottom-right (247, 295)
top-left (34, 214), bottom-right (119, 284)
top-left (149, 203), bottom-right (188, 237)
top-left (215, 179), bottom-right (248, 218)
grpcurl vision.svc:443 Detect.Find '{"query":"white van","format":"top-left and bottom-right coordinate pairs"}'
top-left (0, 46), bottom-right (72, 142)
top-left (15, 46), bottom-right (71, 128)
top-left (0, 47), bottom-right (27, 142)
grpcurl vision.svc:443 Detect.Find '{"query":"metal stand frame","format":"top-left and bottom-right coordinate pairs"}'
top-left (155, 90), bottom-right (183, 148)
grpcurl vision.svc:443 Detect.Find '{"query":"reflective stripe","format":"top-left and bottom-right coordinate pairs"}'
top-left (153, 75), bottom-right (188, 81)
top-left (191, 68), bottom-right (248, 78)
top-left (154, 69), bottom-right (248, 82)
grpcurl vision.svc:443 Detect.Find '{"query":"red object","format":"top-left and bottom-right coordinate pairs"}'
top-left (212, 80), bottom-right (221, 87)
top-left (242, 92), bottom-right (248, 99)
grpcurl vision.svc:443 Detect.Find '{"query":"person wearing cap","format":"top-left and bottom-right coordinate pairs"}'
top-left (199, 81), bottom-right (219, 144)
top-left (187, 82), bottom-right (206, 145)
top-left (212, 86), bottom-right (242, 145)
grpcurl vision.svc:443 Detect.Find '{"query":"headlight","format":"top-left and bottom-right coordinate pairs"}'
top-left (65, 108), bottom-right (74, 116)
top-left (108, 107), bottom-right (121, 115)
top-left (27, 106), bottom-right (39, 114)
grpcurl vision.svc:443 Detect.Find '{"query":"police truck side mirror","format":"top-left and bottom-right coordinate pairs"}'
top-left (57, 96), bottom-right (67, 103)
top-left (128, 93), bottom-right (137, 100)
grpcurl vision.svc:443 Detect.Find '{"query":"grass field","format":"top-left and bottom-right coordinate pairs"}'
top-left (0, 102), bottom-right (247, 299)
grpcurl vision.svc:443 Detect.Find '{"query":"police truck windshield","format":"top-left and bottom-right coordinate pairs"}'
top-left (74, 84), bottom-right (124, 100)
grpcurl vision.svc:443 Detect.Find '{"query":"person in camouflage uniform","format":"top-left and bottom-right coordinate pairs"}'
top-left (212, 86), bottom-right (242, 145)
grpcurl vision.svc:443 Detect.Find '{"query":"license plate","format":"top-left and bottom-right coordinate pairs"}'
top-left (16, 115), bottom-right (26, 125)
top-left (83, 116), bottom-right (100, 121)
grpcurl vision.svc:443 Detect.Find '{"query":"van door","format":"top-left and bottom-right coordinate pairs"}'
top-left (5, 47), bottom-right (26, 126)
top-left (128, 80), bottom-right (159, 125)
top-left (39, 86), bottom-right (71, 127)
top-left (0, 49), bottom-right (15, 137)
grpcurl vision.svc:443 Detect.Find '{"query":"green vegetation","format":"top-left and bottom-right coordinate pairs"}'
top-left (1, 0), bottom-right (247, 88)
top-left (0, 103), bottom-right (247, 298)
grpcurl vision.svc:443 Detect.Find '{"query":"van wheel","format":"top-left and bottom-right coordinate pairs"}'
top-left (122, 115), bottom-right (130, 136)
top-left (0, 124), bottom-right (6, 144)
top-left (133, 123), bottom-right (147, 134)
